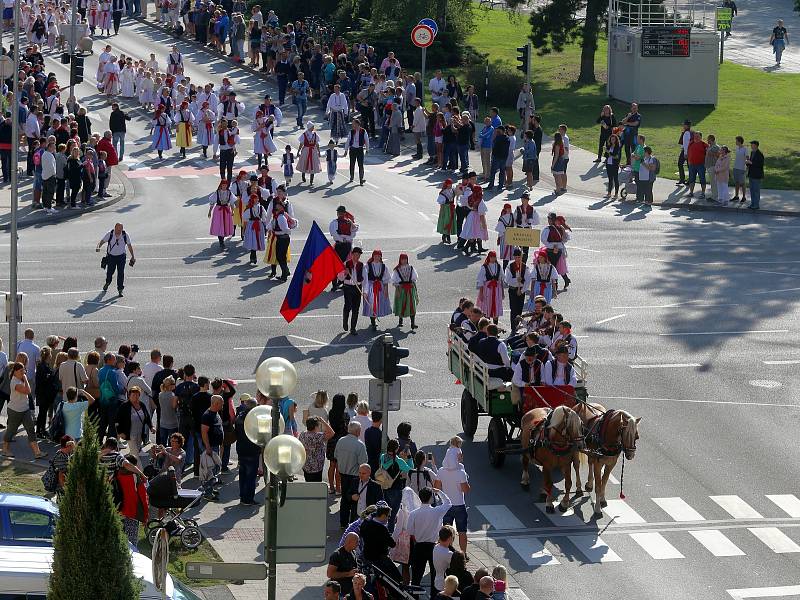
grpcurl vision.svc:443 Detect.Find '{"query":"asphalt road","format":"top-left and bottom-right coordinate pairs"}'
top-left (5, 20), bottom-right (800, 600)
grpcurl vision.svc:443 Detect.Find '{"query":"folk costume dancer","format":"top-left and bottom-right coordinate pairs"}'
top-left (528, 249), bottom-right (559, 306)
top-left (325, 140), bottom-right (340, 184)
top-left (496, 203), bottom-right (517, 270)
top-left (329, 206), bottom-right (358, 291)
top-left (338, 247), bottom-right (366, 336)
top-left (120, 63), bottom-right (136, 97)
top-left (363, 250), bottom-right (392, 331)
top-left (218, 92), bottom-right (244, 122)
top-left (540, 212), bottom-right (571, 288)
top-left (436, 179), bottom-right (456, 244)
top-left (218, 120), bottom-right (240, 183)
top-left (245, 174), bottom-right (269, 213)
top-left (258, 168), bottom-right (279, 210)
top-left (98, 1), bottom-right (111, 35)
top-left (266, 201), bottom-right (296, 280)
top-left (511, 346), bottom-right (544, 409)
top-left (231, 170), bottom-right (250, 239)
top-left (454, 176), bottom-right (471, 249)
top-left (459, 185), bottom-right (488, 256)
top-left (253, 111), bottom-right (277, 169)
top-left (344, 119), bottom-right (368, 185)
top-left (196, 103), bottom-right (216, 158)
top-left (242, 195), bottom-right (268, 265)
top-left (254, 95), bottom-right (283, 127)
top-left (391, 253), bottom-right (419, 329)
top-left (477, 250), bottom-right (504, 323)
top-left (102, 56), bottom-right (121, 99)
top-left (326, 85), bottom-right (349, 143)
top-left (297, 122), bottom-right (322, 186)
top-left (504, 248), bottom-right (530, 332)
top-left (514, 191), bottom-right (540, 263)
top-left (150, 107), bottom-right (173, 159)
top-left (167, 46), bottom-right (183, 76)
top-left (208, 180), bottom-right (234, 249)
top-left (175, 101), bottom-right (194, 158)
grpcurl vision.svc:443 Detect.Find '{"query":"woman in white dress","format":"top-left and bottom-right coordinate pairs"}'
top-left (252, 111), bottom-right (277, 169)
top-left (120, 62), bottom-right (136, 98)
top-left (362, 249), bottom-right (392, 330)
top-left (138, 72), bottom-right (154, 110)
top-left (102, 57), bottom-right (121, 99)
top-left (296, 121), bottom-right (321, 186)
top-left (459, 185), bottom-right (489, 256)
top-left (196, 103), bottom-right (216, 158)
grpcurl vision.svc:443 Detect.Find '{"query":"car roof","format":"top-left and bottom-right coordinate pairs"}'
top-left (0, 493), bottom-right (59, 514)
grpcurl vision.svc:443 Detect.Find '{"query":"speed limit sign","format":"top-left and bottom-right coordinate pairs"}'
top-left (411, 24), bottom-right (435, 48)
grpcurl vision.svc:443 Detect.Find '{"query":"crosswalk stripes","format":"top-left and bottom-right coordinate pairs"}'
top-left (475, 505), bottom-right (525, 530)
top-left (506, 537), bottom-right (561, 567)
top-left (688, 530), bottom-right (746, 556)
top-left (566, 535), bottom-right (623, 562)
top-left (602, 499), bottom-right (646, 524)
top-left (766, 494), bottom-right (800, 518)
top-left (710, 495), bottom-right (765, 519)
top-left (747, 528), bottom-right (800, 553)
top-left (652, 497), bottom-right (705, 521)
top-left (629, 532), bottom-right (685, 559)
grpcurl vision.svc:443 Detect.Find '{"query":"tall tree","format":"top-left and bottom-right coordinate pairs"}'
top-left (49, 418), bottom-right (140, 599)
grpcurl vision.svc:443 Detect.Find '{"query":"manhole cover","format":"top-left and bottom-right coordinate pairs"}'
top-left (417, 400), bottom-right (456, 409)
top-left (749, 380), bottom-right (782, 389)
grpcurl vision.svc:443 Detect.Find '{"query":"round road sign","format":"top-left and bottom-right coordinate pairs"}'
top-left (419, 18), bottom-right (439, 37)
top-left (411, 24), bottom-right (435, 49)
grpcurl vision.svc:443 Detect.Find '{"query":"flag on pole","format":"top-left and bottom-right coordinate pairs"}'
top-left (280, 221), bottom-right (345, 323)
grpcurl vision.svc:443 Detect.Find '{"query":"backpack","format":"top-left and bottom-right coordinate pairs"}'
top-left (48, 402), bottom-right (65, 442)
top-left (652, 156), bottom-right (661, 176)
top-left (99, 369), bottom-right (117, 406)
top-left (0, 365), bottom-right (11, 401)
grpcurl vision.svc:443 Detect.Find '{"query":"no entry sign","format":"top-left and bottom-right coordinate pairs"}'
top-left (411, 24), bottom-right (435, 48)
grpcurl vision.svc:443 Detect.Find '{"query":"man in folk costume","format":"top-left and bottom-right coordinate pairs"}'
top-left (338, 247), bottom-right (366, 336)
top-left (245, 174), bottom-right (268, 212)
top-left (550, 320), bottom-right (578, 361)
top-left (156, 86), bottom-right (174, 118)
top-left (257, 166), bottom-right (279, 209)
top-left (329, 205), bottom-right (358, 291)
top-left (218, 91), bottom-right (244, 122)
top-left (514, 191), bottom-right (541, 263)
top-left (150, 106), bottom-right (172, 159)
top-left (255, 94), bottom-right (283, 125)
top-left (197, 84), bottom-right (220, 115)
top-left (504, 248), bottom-right (530, 332)
top-left (391, 253), bottom-right (419, 329)
top-left (495, 203), bottom-right (517, 270)
top-left (102, 55), bottom-right (122, 99)
top-left (218, 119), bottom-right (240, 183)
top-left (459, 184), bottom-right (489, 256)
top-left (196, 102), bottom-right (216, 158)
top-left (230, 170), bottom-right (250, 239)
top-left (297, 121), bottom-right (322, 186)
top-left (167, 45), bottom-right (183, 76)
top-left (207, 180), bottom-right (234, 249)
top-left (326, 83), bottom-right (349, 143)
top-left (242, 194), bottom-right (268, 265)
top-left (476, 250), bottom-right (504, 323)
top-left (540, 212), bottom-right (571, 289)
top-left (436, 179), bottom-right (456, 244)
top-left (528, 248), bottom-right (559, 306)
top-left (542, 346), bottom-right (577, 386)
top-left (175, 101), bottom-right (194, 158)
top-left (362, 250), bottom-right (392, 330)
top-left (510, 345), bottom-right (552, 409)
top-left (265, 199), bottom-right (297, 280)
top-left (344, 118), bottom-right (369, 186)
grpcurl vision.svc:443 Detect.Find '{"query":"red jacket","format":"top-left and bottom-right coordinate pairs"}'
top-left (96, 137), bottom-right (119, 166)
top-left (117, 472), bottom-right (149, 522)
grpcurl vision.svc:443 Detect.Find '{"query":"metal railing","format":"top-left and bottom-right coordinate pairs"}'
top-left (609, 0), bottom-right (718, 30)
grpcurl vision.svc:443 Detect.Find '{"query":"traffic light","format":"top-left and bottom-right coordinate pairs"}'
top-left (384, 343), bottom-right (409, 384)
top-left (69, 55), bottom-right (84, 86)
top-left (516, 44), bottom-right (530, 74)
top-left (367, 337), bottom-right (387, 380)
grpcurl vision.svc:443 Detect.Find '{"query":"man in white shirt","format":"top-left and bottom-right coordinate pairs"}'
top-left (411, 98), bottom-right (426, 159)
top-left (344, 119), bottom-right (369, 185)
top-left (542, 347), bottom-right (577, 386)
top-left (24, 110), bottom-right (41, 176)
top-left (40, 141), bottom-right (57, 213)
top-left (432, 526), bottom-right (454, 597)
top-left (326, 84), bottom-right (349, 143)
top-left (429, 70), bottom-right (447, 105)
top-left (141, 349), bottom-right (163, 392)
top-left (96, 222), bottom-right (135, 297)
top-left (406, 487), bottom-right (452, 592)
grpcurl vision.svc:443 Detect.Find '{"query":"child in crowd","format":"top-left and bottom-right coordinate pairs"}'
top-left (282, 144), bottom-right (294, 187)
top-left (97, 150), bottom-right (109, 198)
top-left (325, 140), bottom-right (339, 184)
top-left (491, 565), bottom-right (508, 600)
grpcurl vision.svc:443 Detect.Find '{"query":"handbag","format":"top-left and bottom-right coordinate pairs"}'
top-left (41, 457), bottom-right (59, 493)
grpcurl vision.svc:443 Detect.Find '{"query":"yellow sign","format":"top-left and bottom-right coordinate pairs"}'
top-left (503, 227), bottom-right (540, 248)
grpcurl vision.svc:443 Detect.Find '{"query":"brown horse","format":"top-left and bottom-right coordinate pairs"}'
top-left (574, 402), bottom-right (642, 516)
top-left (520, 405), bottom-right (584, 513)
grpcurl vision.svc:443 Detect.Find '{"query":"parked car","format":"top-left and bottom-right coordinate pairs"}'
top-left (0, 494), bottom-right (58, 547)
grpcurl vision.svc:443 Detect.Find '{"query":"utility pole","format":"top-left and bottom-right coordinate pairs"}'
top-left (69, 0), bottom-right (78, 102)
top-left (8, 0), bottom-right (21, 354)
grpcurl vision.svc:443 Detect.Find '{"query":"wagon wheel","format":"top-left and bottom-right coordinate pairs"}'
top-left (461, 390), bottom-right (479, 439)
top-left (487, 417), bottom-right (507, 468)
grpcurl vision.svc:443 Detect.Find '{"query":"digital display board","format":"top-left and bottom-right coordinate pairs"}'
top-left (641, 26), bottom-right (691, 57)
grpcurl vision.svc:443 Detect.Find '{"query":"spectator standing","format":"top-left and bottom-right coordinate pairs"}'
top-left (40, 141), bottom-right (57, 214)
top-left (550, 132), bottom-right (566, 195)
top-left (378, 439), bottom-right (413, 526)
top-left (460, 568), bottom-right (491, 600)
top-left (327, 532), bottom-right (359, 596)
top-left (343, 573), bottom-right (373, 600)
top-left (446, 551), bottom-right (474, 594)
top-left (704, 135), bottom-right (721, 202)
top-left (157, 376), bottom-right (179, 443)
top-left (2, 363), bottom-right (46, 459)
top-left (364, 410), bottom-right (382, 474)
top-left (406, 487), bottom-right (452, 593)
top-left (334, 422), bottom-right (368, 528)
top-left (636, 146), bottom-right (656, 204)
top-left (520, 130), bottom-right (538, 190)
top-left (299, 416), bottom-right (334, 482)
top-left (34, 348), bottom-right (57, 438)
top-left (714, 145), bottom-right (731, 206)
top-left (432, 526), bottom-right (455, 597)
top-left (732, 136), bottom-right (748, 203)
top-left (686, 132), bottom-right (708, 199)
top-left (487, 126), bottom-right (509, 190)
top-left (746, 140), bottom-right (764, 210)
top-left (352, 401), bottom-right (372, 441)
top-left (58, 347), bottom-right (88, 394)
top-left (234, 397), bottom-right (261, 505)
top-left (478, 117), bottom-right (494, 182)
top-left (115, 387), bottom-right (154, 458)
top-left (62, 387), bottom-right (95, 441)
top-left (15, 329), bottom-right (41, 392)
top-left (594, 105), bottom-right (616, 162)
top-left (619, 102), bottom-right (641, 164)
top-left (676, 119), bottom-right (692, 185)
top-left (438, 444), bottom-right (470, 557)
top-left (604, 134), bottom-right (622, 199)
top-left (327, 393), bottom-right (349, 494)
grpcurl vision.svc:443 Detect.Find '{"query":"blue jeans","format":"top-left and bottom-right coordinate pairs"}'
top-left (221, 443), bottom-right (231, 470)
top-left (112, 132), bottom-right (126, 161)
top-left (238, 454), bottom-right (259, 502)
top-left (749, 178), bottom-right (761, 208)
top-left (444, 142), bottom-right (457, 169)
top-left (104, 253), bottom-right (126, 292)
top-left (384, 488), bottom-right (402, 531)
top-left (295, 98), bottom-right (307, 126)
top-left (277, 75), bottom-right (288, 105)
top-left (159, 427), bottom-right (177, 446)
top-left (457, 144), bottom-right (469, 172)
top-left (185, 431), bottom-right (202, 467)
top-left (489, 156), bottom-right (506, 187)
top-left (427, 133), bottom-right (436, 159)
top-left (688, 164), bottom-right (706, 187)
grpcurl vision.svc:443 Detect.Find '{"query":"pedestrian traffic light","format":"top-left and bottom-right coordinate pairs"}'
top-left (69, 55), bottom-right (84, 86)
top-left (516, 44), bottom-right (530, 74)
top-left (367, 337), bottom-right (386, 380)
top-left (384, 343), bottom-right (409, 384)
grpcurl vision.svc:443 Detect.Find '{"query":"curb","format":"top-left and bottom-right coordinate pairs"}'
top-left (0, 168), bottom-right (132, 231)
top-left (656, 200), bottom-right (798, 217)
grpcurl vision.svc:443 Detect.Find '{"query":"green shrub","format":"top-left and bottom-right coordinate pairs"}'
top-left (464, 60), bottom-right (525, 108)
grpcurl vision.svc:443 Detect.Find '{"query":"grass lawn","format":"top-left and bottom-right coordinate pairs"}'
top-left (0, 461), bottom-right (222, 588)
top-left (465, 7), bottom-right (800, 189)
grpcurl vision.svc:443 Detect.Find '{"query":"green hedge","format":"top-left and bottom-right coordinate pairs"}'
top-left (464, 60), bottom-right (525, 108)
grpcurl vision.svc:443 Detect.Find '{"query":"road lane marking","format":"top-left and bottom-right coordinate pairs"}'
top-left (766, 495), bottom-right (800, 518)
top-left (163, 283), bottom-right (221, 289)
top-left (748, 527), bottom-right (800, 553)
top-left (659, 329), bottom-right (788, 336)
top-left (392, 195), bottom-right (408, 205)
top-left (476, 505), bottom-right (525, 531)
top-left (535, 503), bottom-right (585, 527)
top-left (711, 496), bottom-right (764, 519)
top-left (339, 375), bottom-right (374, 380)
top-left (365, 181), bottom-right (379, 189)
top-left (129, 275), bottom-right (217, 279)
top-left (408, 367), bottom-right (426, 374)
top-left (595, 313), bottom-right (626, 325)
top-left (0, 278), bottom-right (52, 281)
top-left (764, 360), bottom-right (800, 365)
top-left (612, 303), bottom-right (739, 309)
top-left (628, 532), bottom-right (684, 559)
top-left (417, 211), bottom-right (431, 221)
top-left (233, 343), bottom-right (367, 350)
top-left (179, 174), bottom-right (200, 179)
top-left (247, 310), bottom-right (454, 319)
top-left (567, 535), bottom-right (622, 563)
top-left (747, 286), bottom-right (800, 296)
top-left (629, 363), bottom-right (702, 369)
top-left (81, 301), bottom-right (136, 310)
top-left (289, 334), bottom-right (328, 346)
top-left (592, 395), bottom-right (800, 409)
top-left (689, 530), bottom-right (746, 556)
top-left (569, 245), bottom-right (600, 253)
top-left (41, 290), bottom-right (105, 296)
top-left (21, 320), bottom-right (134, 325)
top-left (603, 499), bottom-right (646, 524)
top-left (727, 585), bottom-right (800, 599)
top-left (188, 315), bottom-right (242, 327)
top-left (144, 176), bottom-right (165, 180)
top-left (506, 537), bottom-right (560, 567)
top-left (410, 243), bottom-right (427, 253)
top-left (652, 498), bottom-right (705, 521)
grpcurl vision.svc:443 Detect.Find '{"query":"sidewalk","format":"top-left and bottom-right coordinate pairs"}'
top-left (0, 166), bottom-right (132, 229)
top-left (720, 0), bottom-right (799, 73)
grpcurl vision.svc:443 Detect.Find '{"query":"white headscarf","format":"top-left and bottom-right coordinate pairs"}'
top-left (442, 446), bottom-right (463, 470)
top-left (392, 486), bottom-right (422, 541)
top-left (305, 120), bottom-right (315, 131)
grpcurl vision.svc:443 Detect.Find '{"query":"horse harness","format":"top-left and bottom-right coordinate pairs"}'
top-left (529, 409), bottom-right (575, 457)
top-left (583, 409), bottom-right (635, 457)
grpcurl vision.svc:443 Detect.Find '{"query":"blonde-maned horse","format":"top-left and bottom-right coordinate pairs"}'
top-left (520, 405), bottom-right (584, 513)
top-left (574, 402), bottom-right (642, 516)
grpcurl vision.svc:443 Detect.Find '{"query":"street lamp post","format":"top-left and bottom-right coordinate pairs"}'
top-left (8, 0), bottom-right (21, 354)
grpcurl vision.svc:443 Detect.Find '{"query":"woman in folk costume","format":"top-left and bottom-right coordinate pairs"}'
top-left (208, 180), bottom-right (234, 249)
top-left (265, 199), bottom-right (297, 279)
top-left (175, 101), bottom-right (194, 158)
top-left (87, 0), bottom-right (100, 33)
top-left (554, 215), bottom-right (571, 285)
top-left (540, 212), bottom-right (572, 289)
top-left (296, 121), bottom-right (322, 186)
top-left (362, 250), bottom-right (392, 330)
top-left (495, 203), bottom-right (517, 270)
top-left (384, 101), bottom-right (403, 156)
top-left (166, 45), bottom-right (183, 76)
top-left (231, 170), bottom-right (250, 239)
top-left (527, 248), bottom-right (559, 306)
top-left (325, 84), bottom-right (349, 142)
top-left (150, 106), bottom-right (173, 159)
top-left (436, 178), bottom-right (457, 244)
top-left (242, 194), bottom-right (269, 265)
top-left (120, 61), bottom-right (136, 98)
top-left (459, 184), bottom-right (489, 256)
top-left (196, 102), bottom-right (216, 158)
top-left (391, 253), bottom-right (419, 329)
top-left (476, 250), bottom-right (505, 322)
top-left (252, 111), bottom-right (277, 169)
top-left (156, 86), bottom-right (175, 117)
top-left (138, 71), bottom-right (154, 110)
top-left (102, 56), bottom-right (122, 99)
top-left (98, 1), bottom-right (112, 35)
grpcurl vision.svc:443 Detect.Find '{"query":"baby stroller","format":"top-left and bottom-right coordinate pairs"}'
top-left (362, 562), bottom-right (426, 600)
top-left (619, 166), bottom-right (636, 200)
top-left (145, 467), bottom-right (204, 550)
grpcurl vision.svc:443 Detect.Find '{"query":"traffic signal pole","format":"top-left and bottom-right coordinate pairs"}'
top-left (69, 0), bottom-right (78, 101)
top-left (381, 335), bottom-right (392, 451)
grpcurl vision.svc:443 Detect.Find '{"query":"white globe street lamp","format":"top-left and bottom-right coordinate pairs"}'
top-left (243, 405), bottom-right (285, 448)
top-left (255, 357), bottom-right (297, 399)
top-left (264, 434), bottom-right (306, 480)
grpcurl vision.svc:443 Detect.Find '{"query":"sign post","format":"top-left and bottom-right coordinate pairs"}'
top-left (412, 21), bottom-right (436, 88)
top-left (716, 8), bottom-right (732, 64)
